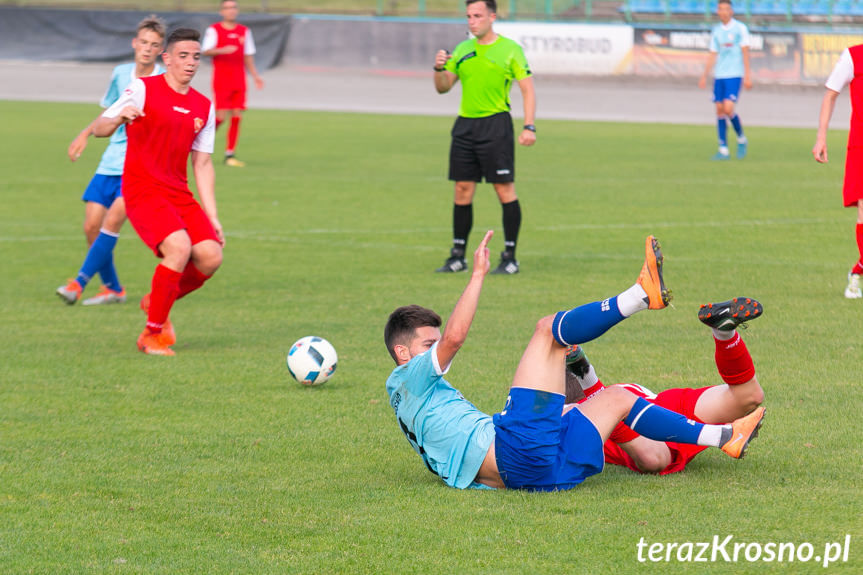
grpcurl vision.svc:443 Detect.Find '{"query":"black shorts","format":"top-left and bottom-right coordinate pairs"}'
top-left (448, 112), bottom-right (515, 183)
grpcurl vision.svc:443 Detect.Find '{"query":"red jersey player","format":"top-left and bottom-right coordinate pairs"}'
top-left (565, 297), bottom-right (765, 474)
top-left (93, 28), bottom-right (223, 356)
top-left (202, 0), bottom-right (263, 167)
top-left (813, 44), bottom-right (863, 300)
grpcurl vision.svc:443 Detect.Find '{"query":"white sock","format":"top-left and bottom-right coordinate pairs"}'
top-left (577, 365), bottom-right (599, 391)
top-left (738, 136), bottom-right (748, 144)
top-left (719, 145), bottom-right (730, 155)
top-left (617, 284), bottom-right (649, 317)
top-left (712, 328), bottom-right (736, 341)
top-left (697, 424), bottom-right (731, 447)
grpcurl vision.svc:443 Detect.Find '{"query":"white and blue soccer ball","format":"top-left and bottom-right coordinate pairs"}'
top-left (287, 336), bottom-right (338, 386)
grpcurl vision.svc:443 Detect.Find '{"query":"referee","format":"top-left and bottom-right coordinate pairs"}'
top-left (434, 0), bottom-right (536, 275)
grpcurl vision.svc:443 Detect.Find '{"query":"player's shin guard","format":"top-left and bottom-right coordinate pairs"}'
top-left (501, 199), bottom-right (521, 258)
top-left (624, 397), bottom-right (705, 445)
top-left (717, 115), bottom-right (728, 147)
top-left (730, 114), bottom-right (744, 137)
top-left (552, 297), bottom-right (625, 346)
top-left (147, 264), bottom-right (181, 333)
top-left (714, 332), bottom-right (755, 385)
top-left (177, 261), bottom-right (211, 300)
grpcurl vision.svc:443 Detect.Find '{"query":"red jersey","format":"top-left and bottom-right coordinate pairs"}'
top-left (849, 44), bottom-right (863, 147)
top-left (103, 75), bottom-right (215, 204)
top-left (207, 23), bottom-right (251, 90)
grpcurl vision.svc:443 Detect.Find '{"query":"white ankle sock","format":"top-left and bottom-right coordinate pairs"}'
top-left (617, 284), bottom-right (649, 317)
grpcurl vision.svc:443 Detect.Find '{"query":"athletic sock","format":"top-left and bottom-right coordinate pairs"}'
top-left (714, 331), bottom-right (755, 385)
top-left (730, 114), bottom-right (745, 139)
top-left (717, 115), bottom-right (728, 148)
top-left (552, 296), bottom-right (626, 346)
top-left (452, 203), bottom-right (473, 255)
top-left (853, 223), bottom-right (863, 275)
top-left (624, 396), bottom-right (728, 446)
top-left (227, 116), bottom-right (241, 155)
top-left (77, 229), bottom-right (119, 291)
top-left (501, 199), bottom-right (521, 259)
top-left (616, 283), bottom-right (649, 317)
top-left (177, 261), bottom-right (212, 299)
top-left (146, 264), bottom-right (181, 334)
top-left (215, 116), bottom-right (224, 130)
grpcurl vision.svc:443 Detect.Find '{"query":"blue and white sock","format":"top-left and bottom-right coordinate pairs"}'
top-left (730, 114), bottom-right (745, 140)
top-left (624, 397), bottom-right (729, 447)
top-left (77, 229), bottom-right (121, 291)
top-left (717, 115), bottom-right (728, 149)
top-left (551, 284), bottom-right (648, 346)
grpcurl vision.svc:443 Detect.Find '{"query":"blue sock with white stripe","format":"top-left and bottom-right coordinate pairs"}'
top-left (729, 114), bottom-right (744, 138)
top-left (717, 115), bottom-right (728, 148)
top-left (551, 284), bottom-right (649, 347)
top-left (624, 396), bottom-right (726, 446)
top-left (76, 230), bottom-right (121, 291)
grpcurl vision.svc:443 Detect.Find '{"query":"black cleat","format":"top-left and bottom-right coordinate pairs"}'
top-left (698, 297), bottom-right (762, 331)
top-left (490, 251), bottom-right (519, 275)
top-left (435, 249), bottom-right (467, 273)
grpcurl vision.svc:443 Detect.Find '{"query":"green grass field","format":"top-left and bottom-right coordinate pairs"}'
top-left (0, 100), bottom-right (861, 574)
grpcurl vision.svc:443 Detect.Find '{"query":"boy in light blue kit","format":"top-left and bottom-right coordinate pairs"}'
top-left (699, 0), bottom-right (752, 161)
top-left (384, 232), bottom-right (765, 491)
top-left (57, 15), bottom-right (166, 305)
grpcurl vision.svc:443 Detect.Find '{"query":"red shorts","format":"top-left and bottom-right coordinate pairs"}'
top-left (843, 147), bottom-right (863, 207)
top-left (125, 193), bottom-right (218, 257)
top-left (213, 86), bottom-right (246, 111)
top-left (603, 386), bottom-right (711, 475)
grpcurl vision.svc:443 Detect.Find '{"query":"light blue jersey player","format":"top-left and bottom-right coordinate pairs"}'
top-left (57, 16), bottom-right (165, 306)
top-left (383, 232), bottom-right (764, 491)
top-left (386, 341), bottom-right (496, 489)
top-left (699, 0), bottom-right (751, 160)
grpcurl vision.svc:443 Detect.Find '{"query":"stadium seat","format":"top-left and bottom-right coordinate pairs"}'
top-left (669, 0), bottom-right (704, 12)
top-left (627, 0), bottom-right (668, 13)
top-left (832, 0), bottom-right (853, 15)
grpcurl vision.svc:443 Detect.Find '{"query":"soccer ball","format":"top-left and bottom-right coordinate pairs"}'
top-left (286, 336), bottom-right (338, 386)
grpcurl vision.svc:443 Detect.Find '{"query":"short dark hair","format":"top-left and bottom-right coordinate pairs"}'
top-left (165, 28), bottom-right (201, 51)
top-left (466, 0), bottom-right (497, 13)
top-left (718, 0), bottom-right (732, 5)
top-left (384, 305), bottom-right (442, 363)
top-left (137, 15), bottom-right (166, 39)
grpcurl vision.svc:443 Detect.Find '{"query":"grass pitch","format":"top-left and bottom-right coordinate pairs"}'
top-left (0, 100), bottom-right (861, 574)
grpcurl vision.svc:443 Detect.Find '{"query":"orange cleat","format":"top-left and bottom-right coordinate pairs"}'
top-left (137, 329), bottom-right (175, 356)
top-left (140, 293), bottom-right (175, 345)
top-left (56, 279), bottom-right (82, 305)
top-left (637, 235), bottom-right (672, 310)
top-left (82, 285), bottom-right (127, 306)
top-left (721, 406), bottom-right (765, 459)
top-left (699, 297), bottom-right (762, 331)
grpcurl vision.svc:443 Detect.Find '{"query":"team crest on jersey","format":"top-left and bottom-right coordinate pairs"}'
top-left (193, 117), bottom-right (204, 133)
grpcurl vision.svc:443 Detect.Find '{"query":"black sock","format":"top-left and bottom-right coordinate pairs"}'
top-left (452, 203), bottom-right (473, 256)
top-left (501, 199), bottom-right (521, 258)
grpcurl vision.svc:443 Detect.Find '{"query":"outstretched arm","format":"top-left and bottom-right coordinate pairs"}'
top-left (435, 230), bottom-right (493, 369)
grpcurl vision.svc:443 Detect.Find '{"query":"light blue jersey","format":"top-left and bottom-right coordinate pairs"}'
top-left (95, 62), bottom-right (164, 175)
top-left (385, 342), bottom-right (495, 489)
top-left (709, 18), bottom-right (750, 80)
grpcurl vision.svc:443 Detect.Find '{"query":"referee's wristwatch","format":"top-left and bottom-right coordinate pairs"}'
top-left (523, 124), bottom-right (536, 132)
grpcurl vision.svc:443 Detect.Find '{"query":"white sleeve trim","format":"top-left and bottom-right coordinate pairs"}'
top-left (202, 26), bottom-right (217, 52)
top-left (102, 78), bottom-right (145, 118)
top-left (244, 28), bottom-right (257, 55)
top-left (825, 49), bottom-right (854, 93)
top-left (191, 103), bottom-right (216, 154)
top-left (430, 341), bottom-right (451, 376)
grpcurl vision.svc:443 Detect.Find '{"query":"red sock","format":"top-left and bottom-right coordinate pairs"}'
top-left (610, 422), bottom-right (639, 444)
top-left (227, 116), bottom-right (241, 154)
top-left (215, 116), bottom-right (224, 130)
top-left (714, 332), bottom-right (755, 385)
top-left (177, 261), bottom-right (211, 300)
top-left (852, 223), bottom-right (863, 275)
top-left (147, 264), bottom-right (182, 333)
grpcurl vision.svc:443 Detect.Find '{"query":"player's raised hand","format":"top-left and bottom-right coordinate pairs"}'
top-left (473, 230), bottom-right (493, 276)
top-left (68, 131), bottom-right (89, 162)
top-left (119, 106), bottom-right (145, 124)
top-left (434, 49), bottom-right (451, 70)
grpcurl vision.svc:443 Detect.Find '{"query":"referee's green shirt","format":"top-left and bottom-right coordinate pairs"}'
top-left (444, 35), bottom-right (532, 119)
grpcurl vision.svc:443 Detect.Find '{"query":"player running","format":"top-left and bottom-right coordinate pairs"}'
top-left (565, 297), bottom-right (765, 474)
top-left (57, 16), bottom-right (166, 306)
top-left (384, 234), bottom-right (765, 490)
top-left (92, 28), bottom-right (223, 356)
top-left (202, 0), bottom-right (264, 167)
top-left (699, 0), bottom-right (752, 161)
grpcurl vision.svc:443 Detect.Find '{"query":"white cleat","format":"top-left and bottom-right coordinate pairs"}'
top-left (845, 273), bottom-right (862, 299)
top-left (82, 286), bottom-right (127, 306)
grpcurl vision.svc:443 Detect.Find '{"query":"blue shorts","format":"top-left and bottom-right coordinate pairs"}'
top-left (713, 77), bottom-right (742, 103)
top-left (81, 174), bottom-right (122, 208)
top-left (493, 387), bottom-right (604, 492)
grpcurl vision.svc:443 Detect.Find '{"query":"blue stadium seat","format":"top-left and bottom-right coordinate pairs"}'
top-left (669, 0), bottom-right (704, 12)
top-left (832, 0), bottom-right (853, 15)
top-left (850, 0), bottom-right (863, 16)
top-left (749, 0), bottom-right (788, 14)
top-left (628, 0), bottom-right (667, 12)
top-left (791, 0), bottom-right (830, 14)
